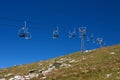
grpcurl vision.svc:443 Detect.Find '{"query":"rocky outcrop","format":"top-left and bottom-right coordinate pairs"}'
top-left (0, 58), bottom-right (77, 80)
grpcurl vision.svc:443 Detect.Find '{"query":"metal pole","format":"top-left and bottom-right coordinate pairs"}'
top-left (79, 27), bottom-right (87, 53)
top-left (24, 21), bottom-right (27, 33)
top-left (81, 36), bottom-right (85, 53)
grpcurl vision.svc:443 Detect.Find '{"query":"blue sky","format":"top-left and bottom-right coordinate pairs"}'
top-left (0, 0), bottom-right (120, 68)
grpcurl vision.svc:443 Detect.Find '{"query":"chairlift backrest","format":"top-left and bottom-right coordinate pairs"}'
top-left (19, 33), bottom-right (26, 37)
top-left (53, 33), bottom-right (59, 38)
top-left (69, 32), bottom-right (76, 38)
top-left (24, 32), bottom-right (32, 39)
top-left (69, 29), bottom-right (76, 38)
top-left (97, 38), bottom-right (103, 44)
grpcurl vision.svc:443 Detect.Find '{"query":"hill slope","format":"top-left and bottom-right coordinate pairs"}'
top-left (0, 44), bottom-right (120, 80)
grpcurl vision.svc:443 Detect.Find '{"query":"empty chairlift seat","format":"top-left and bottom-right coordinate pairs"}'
top-left (19, 33), bottom-right (26, 37)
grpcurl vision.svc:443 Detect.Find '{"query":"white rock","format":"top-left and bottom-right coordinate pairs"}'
top-left (79, 67), bottom-right (82, 70)
top-left (28, 73), bottom-right (39, 79)
top-left (5, 73), bottom-right (13, 77)
top-left (69, 60), bottom-right (76, 63)
top-left (82, 56), bottom-right (85, 60)
top-left (14, 75), bottom-right (25, 80)
top-left (85, 50), bottom-right (89, 52)
top-left (81, 69), bottom-right (89, 73)
top-left (116, 76), bottom-right (120, 80)
top-left (56, 61), bottom-right (62, 63)
top-left (42, 67), bottom-right (55, 76)
top-left (48, 67), bottom-right (55, 72)
top-left (40, 77), bottom-right (46, 79)
top-left (39, 64), bottom-right (43, 66)
top-left (85, 49), bottom-right (96, 53)
top-left (42, 68), bottom-right (45, 70)
top-left (110, 52), bottom-right (115, 54)
top-left (60, 58), bottom-right (65, 61)
top-left (118, 71), bottom-right (120, 74)
top-left (24, 75), bottom-right (30, 80)
top-left (14, 75), bottom-right (21, 78)
top-left (59, 58), bottom-right (72, 63)
top-left (0, 78), bottom-right (6, 80)
top-left (38, 70), bottom-right (43, 73)
top-left (25, 77), bottom-right (30, 80)
top-left (60, 63), bottom-right (71, 68)
top-left (44, 70), bottom-right (50, 73)
top-left (106, 74), bottom-right (112, 78)
top-left (24, 75), bottom-right (29, 78)
top-left (42, 71), bottom-right (48, 76)
top-left (90, 56), bottom-right (93, 58)
top-left (49, 64), bottom-right (53, 67)
top-left (9, 78), bottom-right (14, 80)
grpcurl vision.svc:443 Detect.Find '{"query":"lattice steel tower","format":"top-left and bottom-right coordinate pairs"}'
top-left (97, 38), bottom-right (103, 48)
top-left (79, 27), bottom-right (87, 53)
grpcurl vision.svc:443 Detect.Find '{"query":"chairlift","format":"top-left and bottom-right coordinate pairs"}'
top-left (53, 27), bottom-right (59, 39)
top-left (69, 29), bottom-right (76, 38)
top-left (79, 27), bottom-right (87, 38)
top-left (18, 21), bottom-right (32, 39)
top-left (97, 38), bottom-right (103, 44)
top-left (87, 33), bottom-right (95, 43)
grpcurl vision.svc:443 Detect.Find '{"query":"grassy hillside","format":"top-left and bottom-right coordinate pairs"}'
top-left (0, 44), bottom-right (120, 80)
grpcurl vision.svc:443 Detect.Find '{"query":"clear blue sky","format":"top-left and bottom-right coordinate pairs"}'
top-left (0, 0), bottom-right (120, 68)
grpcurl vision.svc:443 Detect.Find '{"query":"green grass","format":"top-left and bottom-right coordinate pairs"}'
top-left (0, 44), bottom-right (120, 80)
